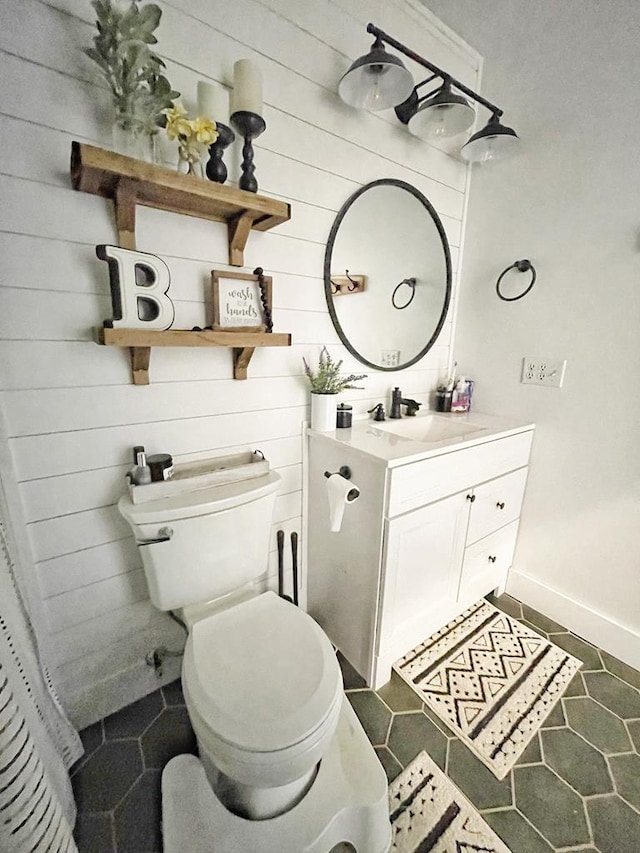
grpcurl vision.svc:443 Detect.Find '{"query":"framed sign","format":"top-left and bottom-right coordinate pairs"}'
top-left (211, 269), bottom-right (272, 332)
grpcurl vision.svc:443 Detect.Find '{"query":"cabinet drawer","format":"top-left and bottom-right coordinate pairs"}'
top-left (467, 467), bottom-right (528, 544)
top-left (388, 430), bottom-right (533, 517)
top-left (458, 520), bottom-right (519, 606)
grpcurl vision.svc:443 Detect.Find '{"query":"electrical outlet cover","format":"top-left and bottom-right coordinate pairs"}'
top-left (381, 350), bottom-right (400, 368)
top-left (521, 357), bottom-right (566, 388)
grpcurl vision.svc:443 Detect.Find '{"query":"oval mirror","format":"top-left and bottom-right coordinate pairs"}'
top-left (324, 179), bottom-right (452, 371)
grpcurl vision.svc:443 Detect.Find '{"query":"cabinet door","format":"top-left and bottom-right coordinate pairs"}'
top-left (466, 467), bottom-right (528, 545)
top-left (458, 520), bottom-right (519, 606)
top-left (378, 493), bottom-right (467, 660)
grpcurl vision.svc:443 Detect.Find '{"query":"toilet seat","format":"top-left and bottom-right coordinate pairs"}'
top-left (182, 592), bottom-right (343, 788)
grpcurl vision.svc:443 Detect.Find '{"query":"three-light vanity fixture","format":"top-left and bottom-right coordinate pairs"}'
top-left (338, 23), bottom-right (520, 163)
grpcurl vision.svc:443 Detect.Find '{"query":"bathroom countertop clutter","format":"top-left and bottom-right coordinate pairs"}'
top-left (308, 410), bottom-right (535, 467)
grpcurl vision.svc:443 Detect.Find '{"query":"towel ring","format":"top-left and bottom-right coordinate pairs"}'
top-left (391, 277), bottom-right (417, 310)
top-left (496, 259), bottom-right (536, 302)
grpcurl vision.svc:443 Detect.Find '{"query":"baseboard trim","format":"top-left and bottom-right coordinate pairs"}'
top-left (507, 569), bottom-right (640, 672)
top-left (66, 655), bottom-right (183, 731)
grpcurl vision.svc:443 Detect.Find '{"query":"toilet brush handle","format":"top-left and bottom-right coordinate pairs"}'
top-left (291, 531), bottom-right (299, 607)
top-left (277, 529), bottom-right (285, 597)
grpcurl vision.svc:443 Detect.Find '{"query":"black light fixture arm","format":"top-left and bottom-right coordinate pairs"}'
top-left (414, 74), bottom-right (439, 94)
top-left (411, 75), bottom-right (443, 108)
top-left (366, 22), bottom-right (502, 119)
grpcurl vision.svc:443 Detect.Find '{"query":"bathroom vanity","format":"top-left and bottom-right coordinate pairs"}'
top-left (307, 412), bottom-right (535, 689)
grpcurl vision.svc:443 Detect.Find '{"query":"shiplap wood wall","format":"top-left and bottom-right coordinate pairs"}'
top-left (0, 0), bottom-right (480, 728)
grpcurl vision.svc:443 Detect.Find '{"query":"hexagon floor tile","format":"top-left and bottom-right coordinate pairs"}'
top-left (72, 593), bottom-right (640, 853)
top-left (513, 764), bottom-right (591, 848)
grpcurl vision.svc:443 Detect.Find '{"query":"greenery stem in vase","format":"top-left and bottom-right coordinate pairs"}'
top-left (303, 347), bottom-right (367, 394)
top-left (85, 0), bottom-right (180, 161)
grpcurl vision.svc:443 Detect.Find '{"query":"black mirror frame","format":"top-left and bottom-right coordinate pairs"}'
top-left (323, 178), bottom-right (452, 371)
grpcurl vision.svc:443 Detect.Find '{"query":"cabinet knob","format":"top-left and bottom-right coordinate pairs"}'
top-left (488, 555), bottom-right (497, 563)
top-left (496, 501), bottom-right (505, 510)
top-left (466, 493), bottom-right (476, 503)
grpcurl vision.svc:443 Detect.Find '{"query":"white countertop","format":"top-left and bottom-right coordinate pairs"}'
top-left (308, 411), bottom-right (535, 467)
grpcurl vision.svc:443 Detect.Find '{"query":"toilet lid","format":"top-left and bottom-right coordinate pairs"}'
top-left (183, 592), bottom-right (342, 754)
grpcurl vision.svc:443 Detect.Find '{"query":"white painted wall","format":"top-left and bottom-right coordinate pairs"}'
top-left (424, 0), bottom-right (640, 666)
top-left (0, 0), bottom-right (478, 727)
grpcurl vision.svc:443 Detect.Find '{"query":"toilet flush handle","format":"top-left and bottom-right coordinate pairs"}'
top-left (137, 526), bottom-right (173, 546)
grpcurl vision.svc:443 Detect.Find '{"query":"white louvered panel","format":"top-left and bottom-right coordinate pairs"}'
top-left (0, 666), bottom-right (77, 853)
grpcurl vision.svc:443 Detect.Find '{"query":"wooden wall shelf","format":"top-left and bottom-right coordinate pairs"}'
top-left (73, 143), bottom-right (294, 382)
top-left (96, 328), bottom-right (292, 384)
top-left (71, 142), bottom-right (291, 266)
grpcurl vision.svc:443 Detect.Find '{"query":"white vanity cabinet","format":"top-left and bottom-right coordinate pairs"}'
top-left (307, 416), bottom-right (534, 689)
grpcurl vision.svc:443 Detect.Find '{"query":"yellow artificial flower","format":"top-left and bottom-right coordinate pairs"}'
top-left (164, 103), bottom-right (187, 120)
top-left (163, 104), bottom-right (191, 140)
top-left (191, 116), bottom-right (219, 145)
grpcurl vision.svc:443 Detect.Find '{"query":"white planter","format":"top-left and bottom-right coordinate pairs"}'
top-left (310, 393), bottom-right (337, 431)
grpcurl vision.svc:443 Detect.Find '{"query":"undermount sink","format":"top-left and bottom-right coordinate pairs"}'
top-left (373, 414), bottom-right (482, 444)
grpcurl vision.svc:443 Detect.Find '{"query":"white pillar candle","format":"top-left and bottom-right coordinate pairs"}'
top-left (231, 59), bottom-right (263, 116)
top-left (197, 81), bottom-right (229, 125)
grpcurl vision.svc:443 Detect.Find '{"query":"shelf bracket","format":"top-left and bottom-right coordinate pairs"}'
top-left (130, 346), bottom-right (151, 385)
top-left (232, 346), bottom-right (255, 380)
top-left (114, 178), bottom-right (138, 250)
top-left (228, 212), bottom-right (253, 267)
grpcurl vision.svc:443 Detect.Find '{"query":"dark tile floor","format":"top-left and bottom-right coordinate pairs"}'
top-left (72, 593), bottom-right (640, 852)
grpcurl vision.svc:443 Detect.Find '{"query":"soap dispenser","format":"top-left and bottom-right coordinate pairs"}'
top-left (131, 449), bottom-right (152, 485)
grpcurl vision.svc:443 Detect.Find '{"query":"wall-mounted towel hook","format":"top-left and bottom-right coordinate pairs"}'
top-left (330, 271), bottom-right (366, 295)
top-left (496, 259), bottom-right (536, 302)
top-left (324, 465), bottom-right (352, 480)
top-left (345, 269), bottom-right (359, 291)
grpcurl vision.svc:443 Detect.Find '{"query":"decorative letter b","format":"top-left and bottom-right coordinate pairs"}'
top-left (96, 245), bottom-right (175, 330)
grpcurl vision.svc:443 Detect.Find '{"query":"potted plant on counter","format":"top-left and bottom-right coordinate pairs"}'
top-left (303, 347), bottom-right (366, 431)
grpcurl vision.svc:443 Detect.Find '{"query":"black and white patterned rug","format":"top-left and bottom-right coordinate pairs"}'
top-left (393, 599), bottom-right (582, 779)
top-left (389, 751), bottom-right (512, 852)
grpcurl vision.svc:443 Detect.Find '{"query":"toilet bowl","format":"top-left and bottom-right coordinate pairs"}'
top-left (118, 467), bottom-right (391, 850)
top-left (182, 591), bottom-right (343, 818)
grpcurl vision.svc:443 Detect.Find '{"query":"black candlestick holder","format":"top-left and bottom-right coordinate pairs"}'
top-left (205, 123), bottom-right (235, 184)
top-left (230, 110), bottom-right (266, 193)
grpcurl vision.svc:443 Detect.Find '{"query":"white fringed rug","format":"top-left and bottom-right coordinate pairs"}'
top-left (393, 599), bottom-right (582, 779)
top-left (389, 751), bottom-right (512, 852)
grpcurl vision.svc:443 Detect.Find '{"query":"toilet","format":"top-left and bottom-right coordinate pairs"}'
top-left (118, 470), bottom-right (391, 853)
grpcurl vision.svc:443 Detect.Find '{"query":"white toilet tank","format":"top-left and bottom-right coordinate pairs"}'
top-left (118, 471), bottom-right (281, 611)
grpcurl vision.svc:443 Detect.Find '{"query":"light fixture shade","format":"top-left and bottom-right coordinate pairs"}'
top-left (408, 83), bottom-right (475, 139)
top-left (461, 114), bottom-right (520, 162)
top-left (338, 39), bottom-right (414, 111)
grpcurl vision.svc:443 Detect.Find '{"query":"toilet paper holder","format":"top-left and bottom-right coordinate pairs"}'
top-left (324, 466), bottom-right (352, 480)
top-left (324, 466), bottom-right (360, 503)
